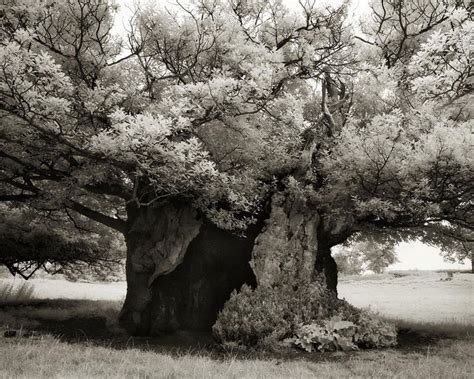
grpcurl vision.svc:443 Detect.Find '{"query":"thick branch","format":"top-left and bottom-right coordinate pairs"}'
top-left (0, 194), bottom-right (37, 201)
top-left (83, 183), bottom-right (131, 200)
top-left (65, 199), bottom-right (127, 233)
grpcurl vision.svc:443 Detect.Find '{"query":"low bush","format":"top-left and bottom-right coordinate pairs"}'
top-left (213, 280), bottom-right (397, 351)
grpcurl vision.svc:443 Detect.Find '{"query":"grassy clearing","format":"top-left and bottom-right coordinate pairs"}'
top-left (0, 278), bottom-right (125, 302)
top-left (338, 272), bottom-right (474, 324)
top-left (0, 332), bottom-right (472, 378)
top-left (0, 272), bottom-right (473, 378)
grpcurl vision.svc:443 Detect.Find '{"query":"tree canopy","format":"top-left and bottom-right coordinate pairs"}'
top-left (334, 237), bottom-right (398, 275)
top-left (0, 0), bottom-right (472, 273)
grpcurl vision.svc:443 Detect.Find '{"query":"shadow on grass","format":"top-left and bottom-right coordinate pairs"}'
top-left (0, 299), bottom-right (228, 360)
top-left (1, 299), bottom-right (469, 363)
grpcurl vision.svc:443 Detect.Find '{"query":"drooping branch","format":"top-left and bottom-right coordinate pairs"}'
top-left (65, 199), bottom-right (127, 233)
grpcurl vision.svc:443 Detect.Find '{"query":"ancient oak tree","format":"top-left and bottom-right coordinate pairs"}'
top-left (0, 0), bottom-right (472, 335)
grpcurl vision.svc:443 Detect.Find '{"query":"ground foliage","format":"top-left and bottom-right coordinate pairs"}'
top-left (213, 280), bottom-right (396, 351)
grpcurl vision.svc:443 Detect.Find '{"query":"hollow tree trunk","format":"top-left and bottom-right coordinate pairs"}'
top-left (314, 243), bottom-right (338, 294)
top-left (120, 191), bottom-right (339, 335)
top-left (119, 202), bottom-right (202, 335)
top-left (119, 201), bottom-right (262, 335)
top-left (250, 191), bottom-right (337, 293)
top-left (148, 222), bottom-right (260, 333)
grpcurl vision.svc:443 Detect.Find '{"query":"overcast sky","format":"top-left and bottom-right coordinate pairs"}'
top-left (112, 0), bottom-right (372, 35)
top-left (111, 0), bottom-right (471, 271)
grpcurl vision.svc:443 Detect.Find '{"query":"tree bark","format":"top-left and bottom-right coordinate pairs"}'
top-left (119, 202), bottom-right (262, 335)
top-left (471, 251), bottom-right (473, 274)
top-left (250, 191), bottom-right (337, 292)
top-left (119, 202), bottom-right (202, 335)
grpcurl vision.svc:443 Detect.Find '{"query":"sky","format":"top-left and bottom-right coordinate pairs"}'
top-left (111, 0), bottom-right (372, 35)
top-left (112, 0), bottom-right (471, 272)
top-left (391, 242), bottom-right (470, 271)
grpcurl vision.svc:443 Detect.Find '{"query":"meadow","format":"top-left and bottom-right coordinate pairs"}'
top-left (0, 271), bottom-right (472, 378)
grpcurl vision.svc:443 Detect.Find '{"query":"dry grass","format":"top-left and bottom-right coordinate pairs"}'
top-left (0, 334), bottom-right (472, 378)
top-left (0, 272), bottom-right (473, 378)
top-left (0, 281), bottom-right (35, 304)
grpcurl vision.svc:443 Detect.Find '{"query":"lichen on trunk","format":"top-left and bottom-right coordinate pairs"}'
top-left (250, 191), bottom-right (337, 291)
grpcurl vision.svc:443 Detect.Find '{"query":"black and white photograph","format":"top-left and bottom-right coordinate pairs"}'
top-left (0, 0), bottom-right (472, 377)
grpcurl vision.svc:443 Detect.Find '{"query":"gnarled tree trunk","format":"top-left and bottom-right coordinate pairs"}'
top-left (120, 192), bottom-right (340, 335)
top-left (119, 202), bottom-right (202, 335)
top-left (250, 191), bottom-right (338, 293)
top-left (119, 201), bottom-right (262, 335)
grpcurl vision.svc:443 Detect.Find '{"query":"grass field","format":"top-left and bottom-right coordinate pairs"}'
top-left (0, 271), bottom-right (473, 378)
top-left (338, 271), bottom-right (474, 324)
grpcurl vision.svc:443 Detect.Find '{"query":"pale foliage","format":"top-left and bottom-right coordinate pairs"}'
top-left (0, 0), bottom-right (472, 238)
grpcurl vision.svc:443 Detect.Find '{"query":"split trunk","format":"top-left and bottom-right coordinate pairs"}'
top-left (119, 193), bottom-right (339, 335)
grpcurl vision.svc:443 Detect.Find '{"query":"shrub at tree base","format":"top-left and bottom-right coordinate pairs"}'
top-left (213, 281), bottom-right (397, 352)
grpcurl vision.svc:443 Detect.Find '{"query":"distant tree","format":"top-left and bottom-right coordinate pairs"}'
top-left (334, 237), bottom-right (398, 275)
top-left (0, 204), bottom-right (124, 280)
top-left (444, 240), bottom-right (473, 274)
top-left (333, 247), bottom-right (365, 276)
top-left (421, 225), bottom-right (473, 273)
